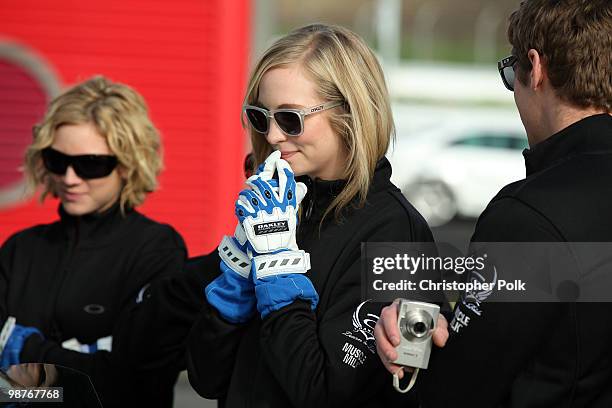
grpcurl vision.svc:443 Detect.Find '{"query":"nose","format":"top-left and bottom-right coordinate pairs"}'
top-left (62, 165), bottom-right (83, 185)
top-left (265, 120), bottom-right (288, 145)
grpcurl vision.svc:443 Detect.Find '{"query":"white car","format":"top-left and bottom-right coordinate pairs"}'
top-left (388, 118), bottom-right (528, 227)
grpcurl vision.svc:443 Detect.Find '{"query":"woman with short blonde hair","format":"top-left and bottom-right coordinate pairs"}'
top-left (25, 75), bottom-right (162, 211)
top-left (1, 76), bottom-right (186, 408)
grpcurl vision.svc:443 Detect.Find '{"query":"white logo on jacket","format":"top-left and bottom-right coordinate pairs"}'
top-left (451, 267), bottom-right (497, 333)
top-left (340, 301), bottom-right (380, 368)
top-left (341, 342), bottom-right (366, 368)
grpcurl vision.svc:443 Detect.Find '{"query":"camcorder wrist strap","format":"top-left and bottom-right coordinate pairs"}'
top-left (393, 367), bottom-right (419, 393)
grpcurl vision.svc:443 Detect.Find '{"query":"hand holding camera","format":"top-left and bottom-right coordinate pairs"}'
top-left (374, 299), bottom-right (449, 392)
top-left (394, 300), bottom-right (439, 369)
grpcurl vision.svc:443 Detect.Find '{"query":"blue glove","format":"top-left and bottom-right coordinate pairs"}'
top-left (236, 151), bottom-right (306, 255)
top-left (207, 154), bottom-right (293, 323)
top-left (206, 260), bottom-right (256, 324)
top-left (0, 317), bottom-right (43, 370)
top-left (236, 152), bottom-right (318, 319)
top-left (251, 257), bottom-right (319, 318)
top-left (206, 225), bottom-right (257, 324)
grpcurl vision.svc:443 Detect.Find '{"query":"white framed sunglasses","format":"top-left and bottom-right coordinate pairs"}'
top-left (243, 101), bottom-right (344, 137)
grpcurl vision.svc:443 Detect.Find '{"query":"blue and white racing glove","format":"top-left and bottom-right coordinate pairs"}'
top-left (0, 317), bottom-right (43, 370)
top-left (237, 151), bottom-right (304, 254)
top-left (206, 155), bottom-right (285, 323)
top-left (205, 223), bottom-right (257, 324)
top-left (236, 151), bottom-right (319, 319)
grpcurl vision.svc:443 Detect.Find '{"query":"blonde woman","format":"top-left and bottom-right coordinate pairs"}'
top-left (0, 76), bottom-right (186, 408)
top-left (187, 24), bottom-right (437, 407)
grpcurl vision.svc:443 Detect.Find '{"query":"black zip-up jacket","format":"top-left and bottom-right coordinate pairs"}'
top-left (420, 114), bottom-right (612, 407)
top-left (186, 157), bottom-right (436, 408)
top-left (0, 203), bottom-right (187, 408)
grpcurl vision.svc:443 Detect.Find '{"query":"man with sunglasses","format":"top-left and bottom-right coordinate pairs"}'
top-left (375, 0), bottom-right (611, 406)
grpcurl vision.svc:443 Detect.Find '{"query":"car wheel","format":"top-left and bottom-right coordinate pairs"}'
top-left (404, 181), bottom-right (457, 227)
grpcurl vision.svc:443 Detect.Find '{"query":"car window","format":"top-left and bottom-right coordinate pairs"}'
top-left (451, 132), bottom-right (527, 150)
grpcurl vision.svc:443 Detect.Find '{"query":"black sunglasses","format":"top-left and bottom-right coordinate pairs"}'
top-left (243, 101), bottom-right (343, 137)
top-left (42, 147), bottom-right (118, 179)
top-left (498, 55), bottom-right (518, 91)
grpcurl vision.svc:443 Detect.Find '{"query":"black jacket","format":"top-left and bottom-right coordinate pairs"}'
top-left (420, 114), bottom-right (612, 407)
top-left (0, 203), bottom-right (187, 408)
top-left (186, 157), bottom-right (435, 408)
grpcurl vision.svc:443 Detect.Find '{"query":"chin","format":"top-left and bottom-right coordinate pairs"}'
top-left (287, 162), bottom-right (306, 177)
top-left (284, 156), bottom-right (304, 174)
top-left (61, 201), bottom-right (94, 216)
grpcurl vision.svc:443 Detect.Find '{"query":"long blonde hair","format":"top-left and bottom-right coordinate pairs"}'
top-left (245, 23), bottom-right (394, 222)
top-left (24, 76), bottom-right (162, 211)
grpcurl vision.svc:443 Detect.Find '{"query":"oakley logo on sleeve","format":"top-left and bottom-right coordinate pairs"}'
top-left (254, 221), bottom-right (289, 235)
top-left (83, 304), bottom-right (105, 314)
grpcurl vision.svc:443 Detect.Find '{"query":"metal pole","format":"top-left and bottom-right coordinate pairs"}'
top-left (376, 0), bottom-right (403, 65)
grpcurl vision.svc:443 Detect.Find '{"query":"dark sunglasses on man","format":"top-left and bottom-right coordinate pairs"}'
top-left (42, 147), bottom-right (118, 179)
top-left (243, 101), bottom-right (344, 137)
top-left (498, 55), bottom-right (518, 91)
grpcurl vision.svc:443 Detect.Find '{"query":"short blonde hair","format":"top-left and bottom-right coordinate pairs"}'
top-left (24, 76), bottom-right (162, 211)
top-left (245, 24), bottom-right (395, 222)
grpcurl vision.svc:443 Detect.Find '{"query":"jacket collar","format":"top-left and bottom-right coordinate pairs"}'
top-left (523, 113), bottom-right (612, 176)
top-left (299, 157), bottom-right (392, 222)
top-left (58, 201), bottom-right (132, 244)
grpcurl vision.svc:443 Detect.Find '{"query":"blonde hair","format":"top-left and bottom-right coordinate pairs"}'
top-left (245, 23), bottom-right (394, 222)
top-left (24, 76), bottom-right (162, 211)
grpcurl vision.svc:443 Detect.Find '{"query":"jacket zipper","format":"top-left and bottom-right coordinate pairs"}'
top-left (46, 220), bottom-right (79, 341)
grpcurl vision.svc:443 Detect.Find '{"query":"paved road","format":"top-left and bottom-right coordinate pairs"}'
top-left (173, 371), bottom-right (217, 408)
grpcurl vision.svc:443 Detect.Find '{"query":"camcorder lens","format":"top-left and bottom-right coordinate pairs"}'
top-left (246, 109), bottom-right (269, 133)
top-left (402, 311), bottom-right (433, 339)
top-left (274, 111), bottom-right (302, 136)
top-left (413, 321), bottom-right (427, 335)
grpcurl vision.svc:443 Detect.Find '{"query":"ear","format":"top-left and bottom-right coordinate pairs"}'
top-left (527, 49), bottom-right (545, 91)
top-left (117, 165), bottom-right (128, 180)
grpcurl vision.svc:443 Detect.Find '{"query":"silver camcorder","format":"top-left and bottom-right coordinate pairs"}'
top-left (393, 299), bottom-right (440, 369)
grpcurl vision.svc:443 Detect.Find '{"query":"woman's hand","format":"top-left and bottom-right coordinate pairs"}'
top-left (374, 300), bottom-right (449, 379)
top-left (235, 151), bottom-right (307, 255)
top-left (235, 151), bottom-right (317, 318)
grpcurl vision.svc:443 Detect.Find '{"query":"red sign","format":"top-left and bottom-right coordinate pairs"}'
top-left (0, 0), bottom-right (251, 255)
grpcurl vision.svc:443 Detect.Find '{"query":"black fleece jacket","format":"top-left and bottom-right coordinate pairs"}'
top-left (0, 203), bottom-right (187, 408)
top-left (420, 114), bottom-right (612, 407)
